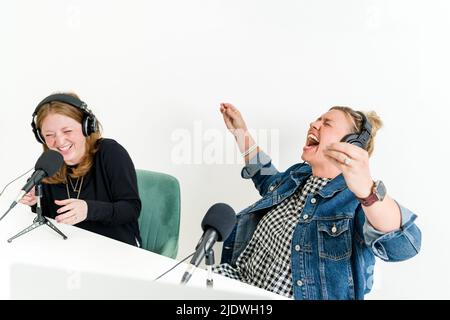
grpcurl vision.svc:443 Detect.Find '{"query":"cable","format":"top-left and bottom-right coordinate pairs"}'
top-left (154, 252), bottom-right (195, 281)
top-left (0, 167), bottom-right (34, 198)
top-left (0, 206), bottom-right (13, 222)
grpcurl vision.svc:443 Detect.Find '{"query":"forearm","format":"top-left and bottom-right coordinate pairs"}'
top-left (86, 199), bottom-right (141, 225)
top-left (233, 130), bottom-right (260, 164)
top-left (362, 195), bottom-right (401, 233)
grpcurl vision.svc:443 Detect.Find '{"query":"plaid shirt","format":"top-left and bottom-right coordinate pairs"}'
top-left (214, 175), bottom-right (330, 298)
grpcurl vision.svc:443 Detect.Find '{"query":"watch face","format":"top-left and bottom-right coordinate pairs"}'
top-left (375, 180), bottom-right (386, 201)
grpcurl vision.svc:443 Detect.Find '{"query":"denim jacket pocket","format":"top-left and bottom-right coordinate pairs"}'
top-left (318, 218), bottom-right (352, 261)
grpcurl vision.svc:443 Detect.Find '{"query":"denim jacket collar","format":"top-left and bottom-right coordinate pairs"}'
top-left (317, 174), bottom-right (347, 198)
top-left (290, 164), bottom-right (347, 198)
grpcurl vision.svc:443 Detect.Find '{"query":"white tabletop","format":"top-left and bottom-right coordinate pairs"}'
top-left (0, 197), bottom-right (287, 300)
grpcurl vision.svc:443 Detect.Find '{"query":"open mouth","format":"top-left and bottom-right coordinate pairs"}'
top-left (57, 144), bottom-right (73, 153)
top-left (304, 134), bottom-right (320, 151)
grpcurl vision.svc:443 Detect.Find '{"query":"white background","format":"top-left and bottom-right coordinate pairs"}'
top-left (0, 0), bottom-right (449, 299)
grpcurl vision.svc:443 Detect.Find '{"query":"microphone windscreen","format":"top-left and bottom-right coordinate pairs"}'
top-left (35, 150), bottom-right (64, 177)
top-left (201, 203), bottom-right (236, 242)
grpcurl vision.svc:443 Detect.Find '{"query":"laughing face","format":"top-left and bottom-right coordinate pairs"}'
top-left (301, 109), bottom-right (354, 168)
top-left (40, 113), bottom-right (87, 166)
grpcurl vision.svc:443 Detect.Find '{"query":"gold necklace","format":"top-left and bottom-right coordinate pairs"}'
top-left (68, 176), bottom-right (82, 192)
top-left (66, 176), bottom-right (84, 199)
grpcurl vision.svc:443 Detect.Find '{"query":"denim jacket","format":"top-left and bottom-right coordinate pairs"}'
top-left (221, 152), bottom-right (421, 300)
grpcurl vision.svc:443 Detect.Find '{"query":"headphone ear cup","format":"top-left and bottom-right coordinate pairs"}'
top-left (35, 129), bottom-right (45, 144)
top-left (31, 120), bottom-right (45, 144)
top-left (82, 114), bottom-right (98, 136)
top-left (341, 133), bottom-right (356, 144)
top-left (81, 114), bottom-right (89, 137)
top-left (341, 112), bottom-right (372, 150)
top-left (89, 116), bottom-right (98, 135)
top-left (341, 133), bottom-right (364, 148)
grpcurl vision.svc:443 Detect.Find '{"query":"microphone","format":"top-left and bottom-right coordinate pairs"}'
top-left (180, 203), bottom-right (236, 285)
top-left (0, 150), bottom-right (64, 221)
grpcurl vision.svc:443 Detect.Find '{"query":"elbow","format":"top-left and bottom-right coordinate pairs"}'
top-left (374, 224), bottom-right (422, 262)
top-left (132, 199), bottom-right (142, 220)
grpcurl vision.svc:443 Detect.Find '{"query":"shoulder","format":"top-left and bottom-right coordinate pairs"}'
top-left (97, 138), bottom-right (128, 155)
top-left (95, 138), bottom-right (133, 165)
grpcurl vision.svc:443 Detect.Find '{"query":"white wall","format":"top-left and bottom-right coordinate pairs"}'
top-left (1, 0), bottom-right (449, 299)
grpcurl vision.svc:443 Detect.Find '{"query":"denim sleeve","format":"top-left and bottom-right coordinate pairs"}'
top-left (363, 202), bottom-right (421, 262)
top-left (240, 151), bottom-right (281, 197)
top-left (241, 151), bottom-right (276, 178)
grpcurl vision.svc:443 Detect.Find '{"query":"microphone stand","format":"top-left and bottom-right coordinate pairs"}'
top-left (205, 248), bottom-right (215, 289)
top-left (7, 184), bottom-right (67, 243)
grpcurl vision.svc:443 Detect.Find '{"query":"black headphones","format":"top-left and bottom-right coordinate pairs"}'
top-left (31, 93), bottom-right (98, 144)
top-left (341, 111), bottom-right (372, 150)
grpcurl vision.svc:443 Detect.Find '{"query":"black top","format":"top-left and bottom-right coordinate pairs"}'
top-left (34, 138), bottom-right (142, 246)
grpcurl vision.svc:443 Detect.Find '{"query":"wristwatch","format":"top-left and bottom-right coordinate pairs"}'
top-left (357, 180), bottom-right (386, 207)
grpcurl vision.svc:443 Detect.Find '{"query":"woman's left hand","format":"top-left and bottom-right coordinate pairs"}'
top-left (54, 199), bottom-right (88, 225)
top-left (324, 142), bottom-right (374, 198)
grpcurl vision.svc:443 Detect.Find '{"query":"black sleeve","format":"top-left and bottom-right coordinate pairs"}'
top-left (85, 140), bottom-right (141, 226)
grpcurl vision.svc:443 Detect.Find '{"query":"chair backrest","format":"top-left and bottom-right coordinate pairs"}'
top-left (135, 169), bottom-right (180, 258)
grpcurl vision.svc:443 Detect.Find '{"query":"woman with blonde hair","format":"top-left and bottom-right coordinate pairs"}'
top-left (215, 103), bottom-right (421, 300)
top-left (20, 93), bottom-right (141, 246)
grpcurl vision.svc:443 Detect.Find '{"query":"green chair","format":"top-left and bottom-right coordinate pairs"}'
top-left (135, 169), bottom-right (180, 258)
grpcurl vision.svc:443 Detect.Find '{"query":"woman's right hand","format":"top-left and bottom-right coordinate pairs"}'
top-left (19, 187), bottom-right (37, 207)
top-left (220, 103), bottom-right (249, 137)
top-left (220, 103), bottom-right (259, 160)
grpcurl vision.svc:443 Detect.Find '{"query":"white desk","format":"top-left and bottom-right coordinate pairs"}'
top-left (0, 199), bottom-right (287, 300)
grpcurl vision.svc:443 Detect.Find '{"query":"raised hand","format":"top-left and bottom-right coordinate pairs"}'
top-left (220, 103), bottom-right (249, 137)
top-left (220, 103), bottom-right (259, 160)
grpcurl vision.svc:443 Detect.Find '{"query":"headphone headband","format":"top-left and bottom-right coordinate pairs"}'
top-left (31, 93), bottom-right (98, 144)
top-left (32, 94), bottom-right (92, 117)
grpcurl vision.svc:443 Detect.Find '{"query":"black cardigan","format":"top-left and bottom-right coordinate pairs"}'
top-left (35, 138), bottom-right (142, 246)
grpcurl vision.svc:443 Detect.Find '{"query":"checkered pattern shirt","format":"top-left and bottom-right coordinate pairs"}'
top-left (213, 175), bottom-right (330, 298)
